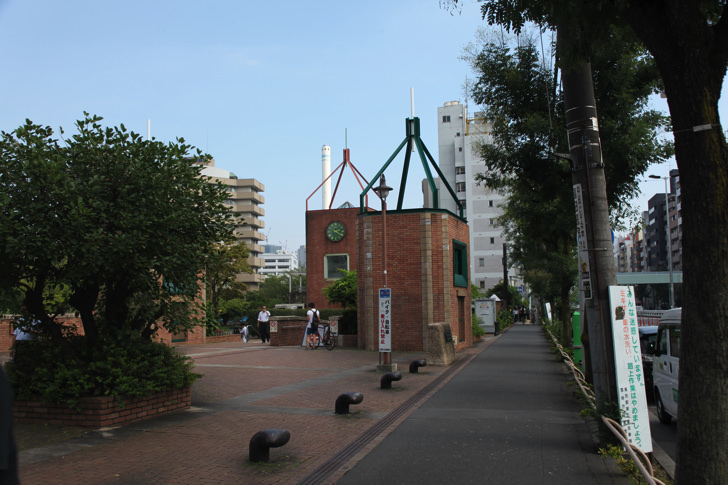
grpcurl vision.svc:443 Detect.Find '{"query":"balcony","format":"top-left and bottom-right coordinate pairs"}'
top-left (233, 203), bottom-right (265, 217)
top-left (235, 228), bottom-right (265, 242)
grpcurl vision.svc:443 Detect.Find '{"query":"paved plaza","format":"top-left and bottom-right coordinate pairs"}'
top-left (9, 326), bottom-right (627, 484)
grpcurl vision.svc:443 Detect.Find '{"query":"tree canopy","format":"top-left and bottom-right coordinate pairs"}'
top-left (465, 30), bottom-right (672, 339)
top-left (0, 114), bottom-right (237, 349)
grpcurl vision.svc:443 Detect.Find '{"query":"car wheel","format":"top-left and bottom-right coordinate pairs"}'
top-left (655, 389), bottom-right (672, 425)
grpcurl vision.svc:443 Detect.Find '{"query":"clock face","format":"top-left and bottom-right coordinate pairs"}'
top-left (326, 221), bottom-right (346, 242)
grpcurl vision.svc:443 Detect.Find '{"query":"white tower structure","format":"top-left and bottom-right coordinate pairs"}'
top-left (322, 145), bottom-right (331, 209)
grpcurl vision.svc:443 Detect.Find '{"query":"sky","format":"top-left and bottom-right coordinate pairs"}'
top-left (0, 1), bottom-right (725, 251)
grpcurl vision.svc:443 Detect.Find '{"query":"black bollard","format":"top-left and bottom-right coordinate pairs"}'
top-left (249, 429), bottom-right (291, 462)
top-left (409, 359), bottom-right (427, 373)
top-left (380, 372), bottom-right (402, 389)
top-left (335, 392), bottom-right (364, 414)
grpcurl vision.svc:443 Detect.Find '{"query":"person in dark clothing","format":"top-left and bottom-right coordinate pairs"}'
top-left (0, 365), bottom-right (19, 485)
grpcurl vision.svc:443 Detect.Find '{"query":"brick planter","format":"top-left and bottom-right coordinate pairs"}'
top-left (13, 387), bottom-right (191, 428)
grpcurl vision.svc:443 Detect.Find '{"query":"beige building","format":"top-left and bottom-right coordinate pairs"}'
top-left (199, 159), bottom-right (265, 291)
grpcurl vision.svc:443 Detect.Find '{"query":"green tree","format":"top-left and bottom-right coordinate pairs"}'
top-left (323, 270), bottom-right (357, 308)
top-left (485, 282), bottom-right (524, 309)
top-left (456, 1), bottom-right (728, 480)
top-left (206, 241), bottom-right (252, 320)
top-left (471, 283), bottom-right (485, 301)
top-left (466, 33), bottom-right (671, 343)
top-left (243, 274), bottom-right (297, 309)
top-left (0, 114), bottom-right (235, 399)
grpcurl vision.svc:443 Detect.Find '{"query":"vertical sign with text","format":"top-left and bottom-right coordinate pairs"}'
top-left (573, 184), bottom-right (593, 299)
top-left (379, 288), bottom-right (391, 352)
top-left (609, 285), bottom-right (653, 453)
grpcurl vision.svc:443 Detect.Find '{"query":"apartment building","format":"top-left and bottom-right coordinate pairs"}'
top-left (199, 159), bottom-right (265, 291)
top-left (646, 169), bottom-right (681, 273)
top-left (433, 101), bottom-right (520, 292)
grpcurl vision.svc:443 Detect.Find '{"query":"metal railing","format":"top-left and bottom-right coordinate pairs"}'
top-left (545, 327), bottom-right (666, 485)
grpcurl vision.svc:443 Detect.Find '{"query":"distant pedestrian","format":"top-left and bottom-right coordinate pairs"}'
top-left (240, 325), bottom-right (250, 343)
top-left (12, 313), bottom-right (37, 366)
top-left (257, 306), bottom-right (271, 343)
top-left (305, 302), bottom-right (320, 350)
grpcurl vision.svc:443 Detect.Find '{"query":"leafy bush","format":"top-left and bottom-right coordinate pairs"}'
top-left (496, 309), bottom-right (514, 331)
top-left (5, 336), bottom-right (199, 409)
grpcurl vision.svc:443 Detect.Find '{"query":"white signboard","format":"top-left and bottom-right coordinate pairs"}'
top-left (573, 184), bottom-right (592, 299)
top-left (609, 285), bottom-right (653, 453)
top-left (378, 288), bottom-right (391, 352)
top-left (270, 321), bottom-right (278, 333)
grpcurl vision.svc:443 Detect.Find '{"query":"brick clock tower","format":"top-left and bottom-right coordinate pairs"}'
top-left (306, 115), bottom-right (472, 353)
top-left (305, 207), bottom-right (361, 309)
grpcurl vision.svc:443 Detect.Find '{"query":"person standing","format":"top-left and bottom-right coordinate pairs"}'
top-left (12, 314), bottom-right (37, 367)
top-left (305, 302), bottom-right (320, 350)
top-left (257, 306), bottom-right (271, 343)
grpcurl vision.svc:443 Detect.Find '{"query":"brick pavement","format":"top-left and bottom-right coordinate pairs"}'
top-left (15, 339), bottom-right (494, 484)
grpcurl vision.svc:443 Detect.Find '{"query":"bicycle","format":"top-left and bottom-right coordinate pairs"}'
top-left (317, 323), bottom-right (336, 351)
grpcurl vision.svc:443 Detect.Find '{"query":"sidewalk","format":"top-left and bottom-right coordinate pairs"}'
top-left (335, 325), bottom-right (628, 484)
top-left (12, 326), bottom-right (627, 484)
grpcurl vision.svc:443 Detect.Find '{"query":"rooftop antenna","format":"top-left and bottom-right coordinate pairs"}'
top-left (410, 87), bottom-right (415, 118)
top-left (147, 119), bottom-right (151, 141)
top-left (410, 87), bottom-right (416, 152)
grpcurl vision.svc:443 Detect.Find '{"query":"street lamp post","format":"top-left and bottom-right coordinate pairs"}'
top-left (373, 175), bottom-right (393, 368)
top-left (649, 174), bottom-right (674, 308)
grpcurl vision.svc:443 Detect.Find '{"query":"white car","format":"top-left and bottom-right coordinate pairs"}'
top-left (653, 308), bottom-right (681, 424)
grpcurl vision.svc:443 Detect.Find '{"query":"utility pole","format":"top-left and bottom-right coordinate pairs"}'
top-left (558, 26), bottom-right (618, 405)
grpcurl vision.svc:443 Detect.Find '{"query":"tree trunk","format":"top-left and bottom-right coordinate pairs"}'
top-left (614, 3), bottom-right (728, 481)
top-left (558, 26), bottom-right (618, 406)
top-left (659, 39), bottom-right (728, 485)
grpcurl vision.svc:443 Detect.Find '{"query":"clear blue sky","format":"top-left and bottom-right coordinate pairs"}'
top-left (1, 1), bottom-right (724, 251)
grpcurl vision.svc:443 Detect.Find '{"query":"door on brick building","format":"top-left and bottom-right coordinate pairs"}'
top-left (457, 296), bottom-right (465, 343)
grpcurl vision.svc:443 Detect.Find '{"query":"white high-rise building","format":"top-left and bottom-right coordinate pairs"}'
top-left (433, 101), bottom-right (516, 292)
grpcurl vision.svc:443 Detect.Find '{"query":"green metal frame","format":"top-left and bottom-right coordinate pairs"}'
top-left (359, 117), bottom-right (464, 219)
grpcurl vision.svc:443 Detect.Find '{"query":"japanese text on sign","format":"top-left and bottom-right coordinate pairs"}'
top-left (379, 288), bottom-right (391, 352)
top-left (609, 285), bottom-right (652, 453)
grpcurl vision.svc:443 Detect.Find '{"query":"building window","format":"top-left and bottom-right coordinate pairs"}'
top-left (479, 280), bottom-right (485, 289)
top-left (479, 258), bottom-right (485, 267)
top-left (324, 253), bottom-right (349, 279)
top-left (490, 237), bottom-right (495, 244)
top-left (456, 182), bottom-right (466, 193)
top-left (489, 218), bottom-right (494, 225)
top-left (442, 115), bottom-right (451, 123)
top-left (458, 146), bottom-right (463, 152)
top-left (489, 200), bottom-right (494, 207)
top-left (456, 132), bottom-right (461, 137)
top-left (455, 167), bottom-right (465, 175)
top-left (453, 239), bottom-right (468, 287)
top-left (459, 199), bottom-right (466, 209)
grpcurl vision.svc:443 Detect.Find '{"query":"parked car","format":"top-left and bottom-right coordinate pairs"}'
top-left (653, 308), bottom-right (681, 424)
top-left (638, 325), bottom-right (658, 400)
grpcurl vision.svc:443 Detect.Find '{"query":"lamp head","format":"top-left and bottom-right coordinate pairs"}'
top-left (373, 174), bottom-right (393, 202)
